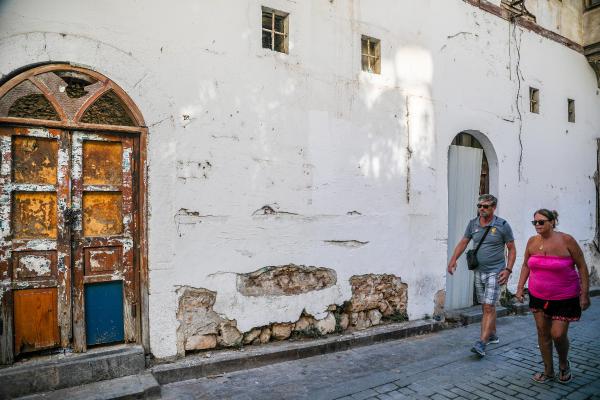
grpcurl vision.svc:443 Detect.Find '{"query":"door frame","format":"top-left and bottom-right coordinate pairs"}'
top-left (0, 63), bottom-right (149, 364)
top-left (446, 130), bottom-right (499, 310)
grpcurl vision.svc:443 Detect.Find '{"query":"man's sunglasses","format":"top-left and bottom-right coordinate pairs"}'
top-left (476, 204), bottom-right (492, 209)
top-left (531, 220), bottom-right (550, 226)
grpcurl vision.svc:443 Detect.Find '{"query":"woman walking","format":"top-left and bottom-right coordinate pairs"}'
top-left (516, 209), bottom-right (590, 384)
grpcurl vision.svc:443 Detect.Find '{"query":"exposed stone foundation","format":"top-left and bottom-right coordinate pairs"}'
top-left (176, 286), bottom-right (242, 356)
top-left (237, 264), bottom-right (337, 296)
top-left (176, 273), bottom-right (408, 355)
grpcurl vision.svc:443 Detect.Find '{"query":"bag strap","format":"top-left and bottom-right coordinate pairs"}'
top-left (473, 225), bottom-right (492, 255)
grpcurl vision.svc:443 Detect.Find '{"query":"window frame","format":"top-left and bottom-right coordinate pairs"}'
top-left (361, 35), bottom-right (381, 75)
top-left (529, 87), bottom-right (540, 114)
top-left (261, 7), bottom-right (289, 54)
top-left (567, 99), bottom-right (575, 123)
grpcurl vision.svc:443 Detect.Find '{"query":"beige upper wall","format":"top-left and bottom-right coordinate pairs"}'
top-left (524, 0), bottom-right (584, 44)
top-left (583, 6), bottom-right (600, 47)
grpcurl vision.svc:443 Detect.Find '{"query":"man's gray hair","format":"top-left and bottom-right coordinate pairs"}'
top-left (478, 194), bottom-right (497, 206)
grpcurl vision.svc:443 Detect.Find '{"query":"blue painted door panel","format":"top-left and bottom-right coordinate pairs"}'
top-left (84, 281), bottom-right (124, 346)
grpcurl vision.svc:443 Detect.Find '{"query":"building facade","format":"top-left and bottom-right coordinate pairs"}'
top-left (0, 0), bottom-right (599, 363)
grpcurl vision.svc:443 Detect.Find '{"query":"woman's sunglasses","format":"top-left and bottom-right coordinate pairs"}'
top-left (531, 220), bottom-right (550, 226)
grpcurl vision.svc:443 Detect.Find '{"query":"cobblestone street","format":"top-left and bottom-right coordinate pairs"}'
top-left (162, 302), bottom-right (600, 400)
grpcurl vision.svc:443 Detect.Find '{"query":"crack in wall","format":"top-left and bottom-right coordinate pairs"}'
top-left (323, 240), bottom-right (369, 248)
top-left (252, 204), bottom-right (299, 216)
top-left (405, 96), bottom-right (413, 204)
top-left (510, 20), bottom-right (525, 181)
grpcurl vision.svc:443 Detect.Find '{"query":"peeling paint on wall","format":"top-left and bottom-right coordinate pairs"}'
top-left (176, 160), bottom-right (212, 181)
top-left (323, 240), bottom-right (369, 248)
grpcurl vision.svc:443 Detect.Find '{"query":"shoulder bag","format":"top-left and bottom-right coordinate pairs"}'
top-left (466, 225), bottom-right (492, 270)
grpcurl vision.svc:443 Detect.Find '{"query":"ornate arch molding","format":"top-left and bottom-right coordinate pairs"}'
top-left (0, 63), bottom-right (146, 132)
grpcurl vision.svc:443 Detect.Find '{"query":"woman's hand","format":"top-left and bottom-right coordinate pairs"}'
top-left (515, 287), bottom-right (525, 303)
top-left (580, 293), bottom-right (591, 311)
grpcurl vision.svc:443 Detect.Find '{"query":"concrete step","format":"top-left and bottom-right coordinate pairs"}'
top-left (151, 319), bottom-right (443, 385)
top-left (445, 305), bottom-right (509, 325)
top-left (16, 373), bottom-right (160, 400)
top-left (0, 345), bottom-right (145, 399)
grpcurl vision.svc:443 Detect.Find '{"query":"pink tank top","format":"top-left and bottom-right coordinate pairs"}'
top-left (527, 255), bottom-right (580, 300)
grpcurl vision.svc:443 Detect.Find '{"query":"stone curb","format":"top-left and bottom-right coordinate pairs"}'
top-left (17, 372), bottom-right (161, 400)
top-left (1, 345), bottom-right (146, 399)
top-left (151, 319), bottom-right (443, 385)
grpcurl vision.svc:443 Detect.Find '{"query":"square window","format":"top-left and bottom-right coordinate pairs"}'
top-left (361, 35), bottom-right (381, 74)
top-left (586, 0), bottom-right (600, 10)
top-left (568, 99), bottom-right (575, 123)
top-left (529, 87), bottom-right (539, 114)
top-left (262, 7), bottom-right (289, 54)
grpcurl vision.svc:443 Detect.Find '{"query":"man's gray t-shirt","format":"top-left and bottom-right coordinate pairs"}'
top-left (464, 215), bottom-right (514, 273)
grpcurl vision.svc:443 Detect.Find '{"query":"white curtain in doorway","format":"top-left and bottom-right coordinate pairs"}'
top-left (446, 145), bottom-right (483, 310)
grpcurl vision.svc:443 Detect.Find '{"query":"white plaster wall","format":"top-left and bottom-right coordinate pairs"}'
top-left (1, 0), bottom-right (599, 359)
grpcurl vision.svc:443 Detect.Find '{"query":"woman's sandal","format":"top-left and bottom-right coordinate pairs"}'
top-left (558, 360), bottom-right (572, 384)
top-left (531, 371), bottom-right (555, 383)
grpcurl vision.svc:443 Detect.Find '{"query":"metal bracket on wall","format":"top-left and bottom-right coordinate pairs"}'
top-left (501, 0), bottom-right (536, 21)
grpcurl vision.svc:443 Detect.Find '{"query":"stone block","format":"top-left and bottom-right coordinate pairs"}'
top-left (315, 313), bottom-right (336, 334)
top-left (243, 328), bottom-right (262, 345)
top-left (186, 334), bottom-right (217, 351)
top-left (259, 327), bottom-right (271, 343)
top-left (271, 323), bottom-right (293, 340)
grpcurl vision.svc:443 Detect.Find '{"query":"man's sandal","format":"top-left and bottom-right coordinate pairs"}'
top-left (558, 360), bottom-right (572, 384)
top-left (531, 372), bottom-right (555, 383)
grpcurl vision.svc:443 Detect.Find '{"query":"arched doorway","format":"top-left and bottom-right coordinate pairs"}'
top-left (446, 131), bottom-right (498, 310)
top-left (0, 64), bottom-right (148, 364)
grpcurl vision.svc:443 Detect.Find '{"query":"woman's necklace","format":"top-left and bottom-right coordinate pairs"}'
top-left (539, 235), bottom-right (544, 251)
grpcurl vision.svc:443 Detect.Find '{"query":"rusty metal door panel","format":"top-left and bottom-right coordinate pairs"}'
top-left (0, 127), bottom-right (71, 363)
top-left (71, 132), bottom-right (136, 351)
top-left (13, 288), bottom-right (59, 354)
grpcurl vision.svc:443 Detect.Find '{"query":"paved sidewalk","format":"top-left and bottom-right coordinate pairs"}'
top-left (162, 302), bottom-right (600, 400)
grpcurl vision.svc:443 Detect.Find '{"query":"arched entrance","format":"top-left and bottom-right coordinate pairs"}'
top-left (446, 131), bottom-right (498, 310)
top-left (0, 64), bottom-right (148, 364)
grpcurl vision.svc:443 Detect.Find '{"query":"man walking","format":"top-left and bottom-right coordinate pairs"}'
top-left (447, 194), bottom-right (516, 356)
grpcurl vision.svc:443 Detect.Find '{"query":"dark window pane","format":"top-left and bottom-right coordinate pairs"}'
top-left (262, 12), bottom-right (272, 30)
top-left (0, 81), bottom-right (60, 120)
top-left (361, 55), bottom-right (369, 72)
top-left (262, 30), bottom-right (272, 49)
top-left (369, 40), bottom-right (378, 55)
top-left (8, 94), bottom-right (60, 120)
top-left (274, 33), bottom-right (286, 53)
top-left (80, 90), bottom-right (134, 126)
top-left (361, 38), bottom-right (368, 54)
top-left (274, 14), bottom-right (285, 33)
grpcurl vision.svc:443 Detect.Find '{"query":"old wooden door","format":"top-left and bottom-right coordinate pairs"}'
top-left (0, 128), bottom-right (138, 359)
top-left (0, 64), bottom-right (147, 364)
top-left (0, 127), bottom-right (71, 359)
top-left (71, 132), bottom-right (137, 351)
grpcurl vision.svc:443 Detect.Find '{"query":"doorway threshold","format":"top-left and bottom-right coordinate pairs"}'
top-left (0, 344), bottom-right (145, 399)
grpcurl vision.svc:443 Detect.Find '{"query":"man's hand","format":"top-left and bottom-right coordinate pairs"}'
top-left (515, 287), bottom-right (525, 303)
top-left (498, 269), bottom-right (511, 285)
top-left (447, 260), bottom-right (457, 275)
top-left (581, 293), bottom-right (591, 311)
